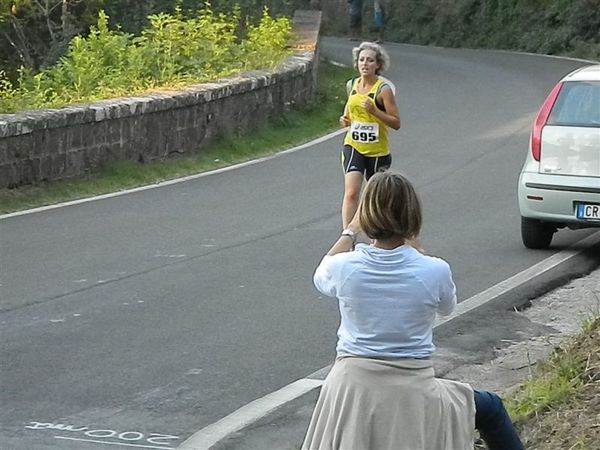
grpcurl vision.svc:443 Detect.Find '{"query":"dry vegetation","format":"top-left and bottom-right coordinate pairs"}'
top-left (507, 317), bottom-right (600, 450)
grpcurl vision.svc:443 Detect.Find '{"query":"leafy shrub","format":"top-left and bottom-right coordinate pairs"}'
top-left (242, 9), bottom-right (293, 68)
top-left (0, 6), bottom-right (292, 113)
top-left (0, 71), bottom-right (17, 112)
top-left (329, 0), bottom-right (600, 60)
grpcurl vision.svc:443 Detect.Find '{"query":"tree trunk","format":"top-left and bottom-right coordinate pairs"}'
top-left (61, 0), bottom-right (71, 38)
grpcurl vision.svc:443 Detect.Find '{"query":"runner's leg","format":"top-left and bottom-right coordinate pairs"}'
top-left (341, 145), bottom-right (367, 228)
top-left (342, 172), bottom-right (363, 228)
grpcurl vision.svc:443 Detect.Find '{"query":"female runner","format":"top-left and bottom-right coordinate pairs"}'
top-left (339, 41), bottom-right (400, 228)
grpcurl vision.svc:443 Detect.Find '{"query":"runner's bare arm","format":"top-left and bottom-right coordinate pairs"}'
top-left (362, 88), bottom-right (400, 129)
top-left (340, 103), bottom-right (351, 128)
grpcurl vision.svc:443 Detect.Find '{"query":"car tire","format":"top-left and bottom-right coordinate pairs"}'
top-left (521, 217), bottom-right (555, 249)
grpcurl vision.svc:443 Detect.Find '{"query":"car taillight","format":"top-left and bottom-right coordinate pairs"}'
top-left (531, 82), bottom-right (563, 161)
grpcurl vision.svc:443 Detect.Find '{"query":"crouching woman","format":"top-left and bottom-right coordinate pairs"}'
top-left (302, 171), bottom-right (523, 450)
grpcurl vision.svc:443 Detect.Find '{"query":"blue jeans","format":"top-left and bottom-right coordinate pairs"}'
top-left (474, 390), bottom-right (524, 450)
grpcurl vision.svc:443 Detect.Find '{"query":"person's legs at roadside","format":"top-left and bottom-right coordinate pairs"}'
top-left (474, 390), bottom-right (524, 450)
top-left (374, 0), bottom-right (384, 43)
top-left (341, 145), bottom-right (367, 227)
top-left (348, 0), bottom-right (363, 40)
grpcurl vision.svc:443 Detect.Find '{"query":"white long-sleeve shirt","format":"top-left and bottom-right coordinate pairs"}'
top-left (313, 244), bottom-right (456, 359)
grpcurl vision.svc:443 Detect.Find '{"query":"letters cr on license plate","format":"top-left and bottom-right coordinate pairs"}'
top-left (576, 204), bottom-right (600, 220)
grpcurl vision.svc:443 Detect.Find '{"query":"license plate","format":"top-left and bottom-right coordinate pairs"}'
top-left (576, 203), bottom-right (600, 220)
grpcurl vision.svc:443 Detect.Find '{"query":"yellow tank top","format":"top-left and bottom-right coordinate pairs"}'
top-left (343, 78), bottom-right (389, 157)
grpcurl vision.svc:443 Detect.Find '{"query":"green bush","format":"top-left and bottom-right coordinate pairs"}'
top-left (243, 9), bottom-right (293, 67)
top-left (0, 6), bottom-right (292, 114)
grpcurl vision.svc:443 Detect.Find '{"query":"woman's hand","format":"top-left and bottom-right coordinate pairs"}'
top-left (339, 115), bottom-right (351, 128)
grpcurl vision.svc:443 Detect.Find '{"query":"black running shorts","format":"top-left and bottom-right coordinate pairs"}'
top-left (342, 145), bottom-right (392, 180)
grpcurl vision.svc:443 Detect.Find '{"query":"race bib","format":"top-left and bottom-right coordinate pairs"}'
top-left (350, 121), bottom-right (379, 143)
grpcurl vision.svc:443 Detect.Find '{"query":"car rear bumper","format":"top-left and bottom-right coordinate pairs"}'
top-left (518, 171), bottom-right (600, 227)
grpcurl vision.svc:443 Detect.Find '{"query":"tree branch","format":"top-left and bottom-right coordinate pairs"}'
top-left (2, 30), bottom-right (26, 62)
top-left (46, 0), bottom-right (57, 41)
top-left (8, 16), bottom-right (34, 68)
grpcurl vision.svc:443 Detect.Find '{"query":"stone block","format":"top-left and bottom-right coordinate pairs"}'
top-left (0, 164), bottom-right (13, 188)
top-left (91, 121), bottom-right (109, 145)
top-left (50, 153), bottom-right (67, 179)
top-left (0, 138), bottom-right (9, 165)
top-left (0, 120), bottom-right (9, 139)
top-left (66, 150), bottom-right (86, 175)
top-left (37, 156), bottom-right (52, 182)
top-left (30, 157), bottom-right (42, 181)
top-left (19, 158), bottom-right (34, 184)
top-left (33, 130), bottom-right (53, 157)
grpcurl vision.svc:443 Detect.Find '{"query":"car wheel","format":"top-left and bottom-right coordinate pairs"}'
top-left (521, 217), bottom-right (555, 249)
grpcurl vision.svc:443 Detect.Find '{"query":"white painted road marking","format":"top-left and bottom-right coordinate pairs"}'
top-left (178, 230), bottom-right (600, 450)
top-left (54, 436), bottom-right (174, 449)
top-left (179, 378), bottom-right (323, 449)
top-left (0, 129), bottom-right (346, 220)
top-left (435, 230), bottom-right (600, 328)
top-left (26, 421), bottom-right (180, 448)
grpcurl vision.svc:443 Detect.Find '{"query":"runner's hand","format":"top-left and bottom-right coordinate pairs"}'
top-left (362, 99), bottom-right (375, 114)
top-left (339, 115), bottom-right (351, 127)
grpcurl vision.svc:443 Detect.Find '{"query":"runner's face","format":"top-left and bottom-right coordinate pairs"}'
top-left (358, 50), bottom-right (379, 76)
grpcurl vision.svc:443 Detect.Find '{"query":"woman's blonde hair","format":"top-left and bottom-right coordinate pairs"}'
top-left (359, 171), bottom-right (422, 241)
top-left (352, 41), bottom-right (391, 74)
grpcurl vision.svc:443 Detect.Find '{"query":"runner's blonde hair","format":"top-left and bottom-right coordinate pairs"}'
top-left (352, 41), bottom-right (391, 74)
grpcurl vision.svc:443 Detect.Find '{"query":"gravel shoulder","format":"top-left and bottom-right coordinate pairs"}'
top-left (444, 267), bottom-right (600, 449)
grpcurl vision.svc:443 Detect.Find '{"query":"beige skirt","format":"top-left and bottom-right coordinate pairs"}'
top-left (302, 355), bottom-right (475, 450)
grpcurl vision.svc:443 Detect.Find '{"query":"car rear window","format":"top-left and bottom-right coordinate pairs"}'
top-left (547, 81), bottom-right (600, 127)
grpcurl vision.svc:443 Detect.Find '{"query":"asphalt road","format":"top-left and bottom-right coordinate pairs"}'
top-left (0, 38), bottom-right (595, 449)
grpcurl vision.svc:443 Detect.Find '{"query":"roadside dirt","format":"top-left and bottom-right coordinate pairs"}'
top-left (446, 268), bottom-right (600, 449)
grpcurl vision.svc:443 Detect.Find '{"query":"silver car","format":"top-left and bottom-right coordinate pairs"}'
top-left (518, 64), bottom-right (600, 249)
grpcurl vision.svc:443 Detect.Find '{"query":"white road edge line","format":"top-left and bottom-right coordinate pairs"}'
top-left (54, 435), bottom-right (174, 449)
top-left (435, 230), bottom-right (600, 327)
top-left (178, 230), bottom-right (600, 450)
top-left (0, 129), bottom-right (346, 221)
top-left (178, 379), bottom-right (323, 449)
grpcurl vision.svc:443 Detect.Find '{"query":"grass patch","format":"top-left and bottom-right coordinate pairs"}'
top-left (507, 349), bottom-right (585, 423)
top-left (0, 62), bottom-right (354, 214)
top-left (505, 314), bottom-right (600, 449)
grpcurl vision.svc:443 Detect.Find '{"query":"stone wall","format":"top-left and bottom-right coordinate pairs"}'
top-left (0, 10), bottom-right (321, 189)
